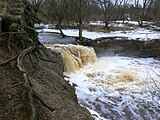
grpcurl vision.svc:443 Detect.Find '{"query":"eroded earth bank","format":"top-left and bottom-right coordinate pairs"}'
top-left (0, 0), bottom-right (93, 120)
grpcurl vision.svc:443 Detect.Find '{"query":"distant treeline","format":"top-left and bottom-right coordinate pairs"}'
top-left (28, 0), bottom-right (160, 27)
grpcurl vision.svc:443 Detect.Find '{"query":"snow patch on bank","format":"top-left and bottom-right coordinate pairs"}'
top-left (38, 28), bottom-right (160, 40)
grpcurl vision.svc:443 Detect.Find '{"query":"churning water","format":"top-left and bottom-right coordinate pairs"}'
top-left (47, 44), bottom-right (160, 120)
top-left (66, 55), bottom-right (160, 120)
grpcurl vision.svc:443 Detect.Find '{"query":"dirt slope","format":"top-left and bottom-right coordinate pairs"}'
top-left (0, 0), bottom-right (93, 119)
top-left (0, 46), bottom-right (93, 120)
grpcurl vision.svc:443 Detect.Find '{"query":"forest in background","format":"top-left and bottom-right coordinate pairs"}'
top-left (1, 0), bottom-right (160, 120)
top-left (31, 0), bottom-right (160, 28)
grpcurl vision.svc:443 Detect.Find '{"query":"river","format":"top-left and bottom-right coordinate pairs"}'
top-left (38, 27), bottom-right (160, 120)
top-left (66, 56), bottom-right (160, 120)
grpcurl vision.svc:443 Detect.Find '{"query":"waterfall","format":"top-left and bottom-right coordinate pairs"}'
top-left (45, 43), bottom-right (160, 119)
top-left (45, 44), bottom-right (97, 73)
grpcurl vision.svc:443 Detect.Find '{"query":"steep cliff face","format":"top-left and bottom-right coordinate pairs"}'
top-left (0, 1), bottom-right (93, 120)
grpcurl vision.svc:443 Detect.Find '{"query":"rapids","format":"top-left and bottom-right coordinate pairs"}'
top-left (47, 44), bottom-right (160, 120)
top-left (67, 56), bottom-right (160, 120)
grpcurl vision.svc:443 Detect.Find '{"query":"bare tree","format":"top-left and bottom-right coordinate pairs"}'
top-left (41, 0), bottom-right (68, 37)
top-left (28, 0), bottom-right (44, 14)
top-left (151, 0), bottom-right (160, 26)
top-left (78, 0), bottom-right (83, 41)
top-left (54, 0), bottom-right (68, 38)
top-left (67, 0), bottom-right (92, 41)
top-left (95, 0), bottom-right (124, 29)
top-left (134, 0), bottom-right (154, 27)
top-left (122, 0), bottom-right (129, 23)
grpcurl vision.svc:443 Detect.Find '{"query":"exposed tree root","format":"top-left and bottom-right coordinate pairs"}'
top-left (16, 44), bottom-right (55, 120)
top-left (0, 1), bottom-right (56, 119)
top-left (0, 43), bottom-right (56, 120)
top-left (37, 55), bottom-right (56, 63)
top-left (25, 25), bottom-right (36, 31)
top-left (35, 51), bottom-right (56, 63)
top-left (8, 33), bottom-right (14, 56)
top-left (12, 82), bottom-right (23, 87)
top-left (0, 54), bottom-right (19, 66)
top-left (19, 27), bottom-right (34, 43)
top-left (0, 32), bottom-right (20, 36)
top-left (16, 44), bottom-right (38, 120)
top-left (24, 8), bottom-right (40, 23)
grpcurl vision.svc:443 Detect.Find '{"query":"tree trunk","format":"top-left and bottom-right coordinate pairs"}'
top-left (78, 0), bottom-right (83, 41)
top-left (104, 12), bottom-right (109, 30)
top-left (138, 20), bottom-right (143, 27)
top-left (0, 17), bottom-right (2, 34)
top-left (79, 21), bottom-right (83, 41)
top-left (57, 21), bottom-right (66, 38)
top-left (104, 20), bottom-right (109, 30)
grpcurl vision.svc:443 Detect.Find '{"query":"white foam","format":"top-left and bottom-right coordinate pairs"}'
top-left (66, 56), bottom-right (160, 119)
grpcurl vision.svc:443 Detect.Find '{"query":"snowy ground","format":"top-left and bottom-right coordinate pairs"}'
top-left (36, 21), bottom-right (160, 40)
top-left (89, 20), bottom-right (139, 26)
top-left (65, 56), bottom-right (160, 120)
